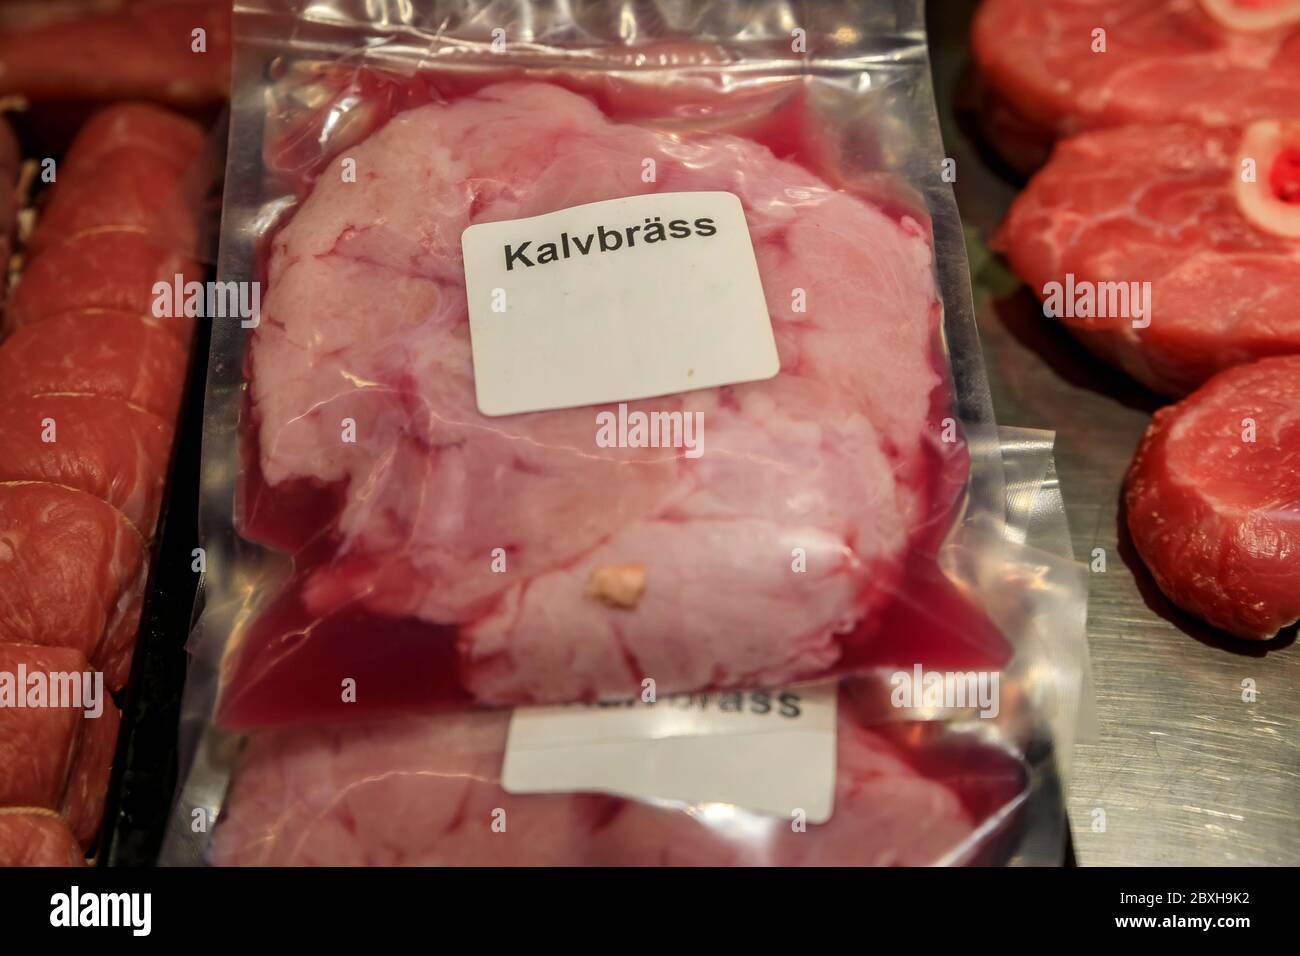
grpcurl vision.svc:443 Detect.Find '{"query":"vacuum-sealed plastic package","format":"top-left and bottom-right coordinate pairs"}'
top-left (197, 0), bottom-right (1023, 727)
top-left (239, 76), bottom-right (965, 716)
top-left (163, 0), bottom-right (1091, 866)
top-left (171, 421), bottom-right (1087, 866)
top-left (208, 689), bottom-right (1028, 867)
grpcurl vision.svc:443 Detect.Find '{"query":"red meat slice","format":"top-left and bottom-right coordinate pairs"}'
top-left (0, 314), bottom-right (188, 421)
top-left (26, 148), bottom-right (200, 259)
top-left (212, 704), bottom-right (1017, 866)
top-left (0, 482), bottom-right (145, 667)
top-left (241, 81), bottom-right (955, 709)
top-left (972, 0), bottom-right (1300, 157)
top-left (0, 645), bottom-right (85, 810)
top-left (96, 594), bottom-right (143, 694)
top-left (0, 0), bottom-right (231, 106)
top-left (60, 101), bottom-right (206, 177)
top-left (0, 394), bottom-right (172, 536)
top-left (996, 124), bottom-right (1300, 396)
top-left (5, 229), bottom-right (200, 335)
top-left (0, 641), bottom-right (123, 846)
top-left (0, 644), bottom-right (120, 851)
top-left (0, 812), bottom-right (84, 867)
top-left (3, 104), bottom-right (204, 354)
top-left (7, 106), bottom-right (202, 319)
top-left (60, 693), bottom-right (122, 848)
top-left (1126, 355), bottom-right (1300, 640)
top-left (0, 100), bottom-right (198, 856)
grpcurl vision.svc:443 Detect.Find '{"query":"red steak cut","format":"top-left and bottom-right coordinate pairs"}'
top-left (0, 643), bottom-right (121, 847)
top-left (1126, 355), bottom-right (1300, 640)
top-left (0, 314), bottom-right (188, 421)
top-left (212, 701), bottom-right (1023, 866)
top-left (235, 81), bottom-right (959, 714)
top-left (96, 595), bottom-right (144, 695)
top-left (59, 693), bottom-right (121, 848)
top-left (5, 102), bottom-right (204, 346)
top-left (0, 483), bottom-right (145, 672)
top-left (20, 101), bottom-right (205, 278)
top-left (972, 0), bottom-right (1300, 166)
top-left (0, 645), bottom-right (85, 811)
top-left (996, 123), bottom-right (1300, 396)
top-left (60, 101), bottom-right (207, 176)
top-left (0, 812), bottom-right (85, 867)
top-left (25, 147), bottom-right (200, 259)
top-left (0, 395), bottom-right (172, 536)
top-left (5, 231), bottom-right (199, 336)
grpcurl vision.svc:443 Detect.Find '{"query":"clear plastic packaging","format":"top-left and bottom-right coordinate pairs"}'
top-left (163, 0), bottom-right (1090, 866)
top-left (206, 691), bottom-right (1031, 867)
top-left (169, 422), bottom-right (1087, 867)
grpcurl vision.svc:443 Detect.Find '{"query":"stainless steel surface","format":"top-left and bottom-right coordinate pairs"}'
top-left (930, 2), bottom-right (1299, 866)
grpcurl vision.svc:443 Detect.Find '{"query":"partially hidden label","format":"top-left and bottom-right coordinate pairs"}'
top-left (501, 682), bottom-right (837, 824)
top-left (461, 191), bottom-right (780, 417)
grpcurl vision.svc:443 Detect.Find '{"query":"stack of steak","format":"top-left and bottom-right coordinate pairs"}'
top-left (976, 0), bottom-right (1300, 641)
top-left (0, 103), bottom-right (201, 865)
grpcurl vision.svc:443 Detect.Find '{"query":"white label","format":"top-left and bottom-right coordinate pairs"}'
top-left (501, 683), bottom-right (837, 823)
top-left (461, 192), bottom-right (780, 417)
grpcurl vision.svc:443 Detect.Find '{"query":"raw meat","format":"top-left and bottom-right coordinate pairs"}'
top-left (0, 482), bottom-right (145, 671)
top-left (0, 0), bottom-right (231, 106)
top-left (59, 692), bottom-right (122, 847)
top-left (0, 643), bottom-right (121, 848)
top-left (24, 101), bottom-right (205, 263)
top-left (26, 147), bottom-right (199, 259)
top-left (5, 101), bottom-right (204, 346)
top-left (60, 99), bottom-right (208, 176)
top-left (0, 314), bottom-right (189, 422)
top-left (0, 395), bottom-right (173, 535)
top-left (972, 0), bottom-right (1300, 166)
top-left (215, 535), bottom-right (1012, 728)
top-left (0, 101), bottom-right (201, 858)
top-left (0, 812), bottom-right (84, 867)
top-left (0, 104), bottom-right (199, 697)
top-left (212, 703), bottom-right (1020, 866)
top-left (996, 123), bottom-right (1300, 396)
top-left (1125, 355), bottom-right (1300, 640)
top-left (242, 81), bottom-right (953, 710)
top-left (5, 232), bottom-right (199, 335)
top-left (0, 645), bottom-right (85, 810)
top-left (95, 596), bottom-right (144, 694)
